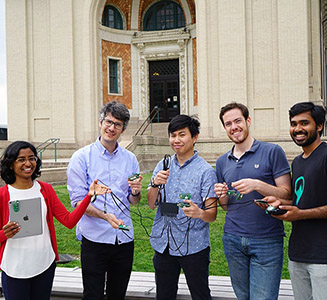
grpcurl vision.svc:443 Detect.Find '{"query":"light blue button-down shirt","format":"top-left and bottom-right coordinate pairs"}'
top-left (149, 151), bottom-right (217, 256)
top-left (67, 138), bottom-right (139, 244)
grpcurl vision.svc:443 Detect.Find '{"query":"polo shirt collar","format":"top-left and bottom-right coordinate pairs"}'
top-left (227, 139), bottom-right (259, 160)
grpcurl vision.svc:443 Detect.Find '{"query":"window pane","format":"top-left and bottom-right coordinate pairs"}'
top-left (102, 5), bottom-right (123, 30)
top-left (144, 1), bottom-right (185, 31)
top-left (109, 59), bottom-right (118, 94)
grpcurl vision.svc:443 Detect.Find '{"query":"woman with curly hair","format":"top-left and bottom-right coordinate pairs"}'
top-left (0, 141), bottom-right (110, 300)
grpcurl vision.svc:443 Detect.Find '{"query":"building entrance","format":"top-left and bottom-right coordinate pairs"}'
top-left (149, 59), bottom-right (180, 122)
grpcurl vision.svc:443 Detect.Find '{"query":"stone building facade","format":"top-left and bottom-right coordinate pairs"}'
top-left (4, 0), bottom-right (326, 154)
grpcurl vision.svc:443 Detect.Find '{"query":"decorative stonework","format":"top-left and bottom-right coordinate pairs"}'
top-left (133, 29), bottom-right (190, 119)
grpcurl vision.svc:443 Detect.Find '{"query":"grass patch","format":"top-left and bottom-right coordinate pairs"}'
top-left (53, 173), bottom-right (291, 278)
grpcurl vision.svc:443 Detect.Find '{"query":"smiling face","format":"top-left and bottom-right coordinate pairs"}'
top-left (169, 127), bottom-right (198, 159)
top-left (99, 112), bottom-right (124, 150)
top-left (12, 148), bottom-right (37, 184)
top-left (222, 108), bottom-right (251, 144)
top-left (290, 111), bottom-right (322, 147)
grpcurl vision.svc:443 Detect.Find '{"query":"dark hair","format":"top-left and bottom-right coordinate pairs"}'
top-left (219, 102), bottom-right (249, 126)
top-left (0, 141), bottom-right (41, 184)
top-left (168, 114), bottom-right (200, 137)
top-left (289, 102), bottom-right (326, 136)
top-left (99, 101), bottom-right (130, 130)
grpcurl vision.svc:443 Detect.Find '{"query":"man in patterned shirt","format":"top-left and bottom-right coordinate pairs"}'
top-left (147, 114), bottom-right (217, 300)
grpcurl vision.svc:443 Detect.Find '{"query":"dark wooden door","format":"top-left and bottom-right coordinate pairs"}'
top-left (149, 60), bottom-right (180, 122)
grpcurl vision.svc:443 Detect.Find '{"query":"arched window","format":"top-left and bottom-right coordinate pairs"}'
top-left (143, 1), bottom-right (185, 31)
top-left (102, 5), bottom-right (123, 29)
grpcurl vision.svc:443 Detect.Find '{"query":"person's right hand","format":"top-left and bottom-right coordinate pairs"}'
top-left (103, 213), bottom-right (124, 229)
top-left (214, 182), bottom-right (228, 198)
top-left (153, 170), bottom-right (170, 186)
top-left (3, 221), bottom-right (20, 239)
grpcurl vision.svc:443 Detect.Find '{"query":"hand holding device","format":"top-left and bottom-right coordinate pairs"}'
top-left (266, 205), bottom-right (287, 215)
top-left (3, 221), bottom-right (21, 239)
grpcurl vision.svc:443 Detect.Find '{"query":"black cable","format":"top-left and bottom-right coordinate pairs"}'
top-left (154, 154), bottom-right (171, 206)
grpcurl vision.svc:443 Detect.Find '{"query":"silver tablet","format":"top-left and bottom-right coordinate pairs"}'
top-left (9, 197), bottom-right (43, 239)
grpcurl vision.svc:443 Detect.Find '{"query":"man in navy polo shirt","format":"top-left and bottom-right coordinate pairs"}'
top-left (214, 102), bottom-right (291, 300)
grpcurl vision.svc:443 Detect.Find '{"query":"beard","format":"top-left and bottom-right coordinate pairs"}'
top-left (230, 129), bottom-right (249, 144)
top-left (291, 128), bottom-right (318, 147)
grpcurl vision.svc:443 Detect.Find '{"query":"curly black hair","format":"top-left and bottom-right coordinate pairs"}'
top-left (0, 141), bottom-right (42, 184)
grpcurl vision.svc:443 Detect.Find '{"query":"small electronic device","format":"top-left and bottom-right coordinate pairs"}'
top-left (118, 224), bottom-right (130, 231)
top-left (179, 193), bottom-right (191, 200)
top-left (177, 202), bottom-right (190, 208)
top-left (161, 202), bottom-right (178, 216)
top-left (265, 205), bottom-right (287, 215)
top-left (128, 173), bottom-right (140, 181)
top-left (255, 199), bottom-right (268, 205)
top-left (9, 197), bottom-right (43, 239)
top-left (227, 190), bottom-right (243, 200)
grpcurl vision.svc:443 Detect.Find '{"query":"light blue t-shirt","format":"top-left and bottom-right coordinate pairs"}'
top-left (216, 139), bottom-right (290, 238)
top-left (149, 151), bottom-right (217, 256)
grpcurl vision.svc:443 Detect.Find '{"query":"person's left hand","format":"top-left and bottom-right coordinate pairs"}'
top-left (128, 174), bottom-right (143, 196)
top-left (3, 221), bottom-right (20, 239)
top-left (232, 178), bottom-right (258, 194)
top-left (181, 200), bottom-right (203, 219)
top-left (88, 179), bottom-right (111, 197)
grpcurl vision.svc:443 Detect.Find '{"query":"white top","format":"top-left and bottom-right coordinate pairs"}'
top-left (1, 181), bottom-right (55, 278)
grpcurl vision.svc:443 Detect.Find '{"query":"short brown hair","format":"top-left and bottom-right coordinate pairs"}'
top-left (219, 102), bottom-right (249, 126)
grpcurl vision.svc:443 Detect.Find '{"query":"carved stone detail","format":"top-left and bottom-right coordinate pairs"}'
top-left (134, 32), bottom-right (190, 119)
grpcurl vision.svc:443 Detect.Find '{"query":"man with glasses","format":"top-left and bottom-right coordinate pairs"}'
top-left (67, 101), bottom-right (142, 300)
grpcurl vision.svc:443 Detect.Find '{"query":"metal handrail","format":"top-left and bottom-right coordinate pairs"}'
top-left (135, 107), bottom-right (161, 136)
top-left (36, 138), bottom-right (60, 162)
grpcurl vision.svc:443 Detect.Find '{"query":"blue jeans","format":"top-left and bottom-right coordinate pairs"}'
top-left (223, 233), bottom-right (283, 300)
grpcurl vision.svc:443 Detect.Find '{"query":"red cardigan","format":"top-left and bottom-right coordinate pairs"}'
top-left (0, 181), bottom-right (90, 267)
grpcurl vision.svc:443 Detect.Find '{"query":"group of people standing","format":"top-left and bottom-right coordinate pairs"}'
top-left (0, 100), bottom-right (326, 300)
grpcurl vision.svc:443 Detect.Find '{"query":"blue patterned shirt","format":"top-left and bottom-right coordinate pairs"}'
top-left (149, 151), bottom-right (217, 256)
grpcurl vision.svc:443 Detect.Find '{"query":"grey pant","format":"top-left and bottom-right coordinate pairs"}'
top-left (289, 260), bottom-right (327, 300)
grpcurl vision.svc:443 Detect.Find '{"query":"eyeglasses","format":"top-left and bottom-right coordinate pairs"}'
top-left (15, 156), bottom-right (38, 164)
top-left (102, 118), bottom-right (124, 130)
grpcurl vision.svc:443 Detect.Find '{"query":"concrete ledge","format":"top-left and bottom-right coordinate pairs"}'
top-left (1, 267), bottom-right (293, 300)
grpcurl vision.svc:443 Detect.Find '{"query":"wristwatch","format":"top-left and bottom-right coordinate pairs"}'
top-left (131, 191), bottom-right (141, 197)
top-left (150, 178), bottom-right (160, 188)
